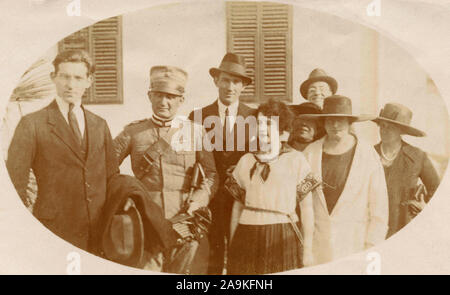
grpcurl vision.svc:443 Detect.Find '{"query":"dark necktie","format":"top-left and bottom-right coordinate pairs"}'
top-left (68, 103), bottom-right (82, 145)
top-left (223, 107), bottom-right (229, 150)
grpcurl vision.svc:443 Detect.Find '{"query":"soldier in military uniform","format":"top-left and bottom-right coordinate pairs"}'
top-left (113, 66), bottom-right (218, 273)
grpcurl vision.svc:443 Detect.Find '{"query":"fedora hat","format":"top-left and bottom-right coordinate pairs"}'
top-left (102, 198), bottom-right (145, 267)
top-left (300, 95), bottom-right (375, 122)
top-left (209, 53), bottom-right (252, 85)
top-left (300, 68), bottom-right (338, 99)
top-left (149, 65), bottom-right (188, 96)
top-left (373, 103), bottom-right (426, 137)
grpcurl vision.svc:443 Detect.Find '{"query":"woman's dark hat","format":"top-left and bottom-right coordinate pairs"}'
top-left (289, 102), bottom-right (322, 116)
top-left (209, 53), bottom-right (252, 85)
top-left (300, 95), bottom-right (375, 122)
top-left (300, 68), bottom-right (338, 99)
top-left (102, 199), bottom-right (145, 268)
top-left (373, 103), bottom-right (426, 137)
top-left (289, 102), bottom-right (325, 140)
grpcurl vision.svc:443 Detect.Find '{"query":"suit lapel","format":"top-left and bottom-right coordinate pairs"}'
top-left (400, 141), bottom-right (418, 167)
top-left (47, 100), bottom-right (85, 163)
top-left (236, 102), bottom-right (256, 150)
top-left (209, 100), bottom-right (220, 121)
top-left (200, 100), bottom-right (220, 133)
top-left (83, 107), bottom-right (100, 161)
top-left (237, 102), bottom-right (252, 117)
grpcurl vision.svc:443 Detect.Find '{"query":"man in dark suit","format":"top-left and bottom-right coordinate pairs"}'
top-left (6, 50), bottom-right (119, 253)
top-left (189, 52), bottom-right (256, 274)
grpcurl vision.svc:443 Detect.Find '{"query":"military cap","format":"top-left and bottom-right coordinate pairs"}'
top-left (149, 65), bottom-right (188, 96)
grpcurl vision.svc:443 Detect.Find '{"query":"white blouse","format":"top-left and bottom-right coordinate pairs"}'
top-left (232, 150), bottom-right (312, 225)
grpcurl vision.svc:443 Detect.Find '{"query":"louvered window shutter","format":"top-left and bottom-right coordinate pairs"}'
top-left (227, 3), bottom-right (258, 101)
top-left (58, 16), bottom-right (123, 104)
top-left (227, 2), bottom-right (292, 103)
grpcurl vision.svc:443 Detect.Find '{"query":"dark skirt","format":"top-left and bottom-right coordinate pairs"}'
top-left (227, 222), bottom-right (303, 275)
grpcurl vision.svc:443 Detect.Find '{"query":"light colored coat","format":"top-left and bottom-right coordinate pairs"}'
top-left (303, 137), bottom-right (389, 265)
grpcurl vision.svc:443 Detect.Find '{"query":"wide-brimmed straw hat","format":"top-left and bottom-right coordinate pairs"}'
top-left (209, 53), bottom-right (252, 85)
top-left (372, 103), bottom-right (426, 137)
top-left (300, 95), bottom-right (375, 122)
top-left (300, 68), bottom-right (338, 99)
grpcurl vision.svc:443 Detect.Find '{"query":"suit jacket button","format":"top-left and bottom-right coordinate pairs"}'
top-left (85, 182), bottom-right (90, 188)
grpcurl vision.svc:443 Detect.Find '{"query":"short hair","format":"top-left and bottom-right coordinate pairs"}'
top-left (52, 50), bottom-right (95, 76)
top-left (256, 98), bottom-right (294, 133)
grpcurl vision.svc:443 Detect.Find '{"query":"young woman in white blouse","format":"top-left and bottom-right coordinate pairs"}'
top-left (225, 99), bottom-right (315, 274)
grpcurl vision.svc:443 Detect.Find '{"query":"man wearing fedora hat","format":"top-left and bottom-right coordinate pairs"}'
top-left (288, 102), bottom-right (324, 152)
top-left (189, 52), bottom-right (256, 274)
top-left (373, 103), bottom-right (440, 238)
top-left (300, 68), bottom-right (338, 109)
top-left (114, 65), bottom-right (218, 273)
top-left (302, 95), bottom-right (389, 265)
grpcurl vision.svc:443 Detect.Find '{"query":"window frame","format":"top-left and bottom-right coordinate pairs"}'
top-left (226, 2), bottom-right (293, 103)
top-left (57, 16), bottom-right (124, 105)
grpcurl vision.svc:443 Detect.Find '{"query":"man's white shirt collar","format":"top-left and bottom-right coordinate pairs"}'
top-left (55, 96), bottom-right (85, 135)
top-left (217, 99), bottom-right (239, 126)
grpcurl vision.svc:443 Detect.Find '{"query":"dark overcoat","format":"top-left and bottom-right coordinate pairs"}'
top-left (374, 141), bottom-right (440, 237)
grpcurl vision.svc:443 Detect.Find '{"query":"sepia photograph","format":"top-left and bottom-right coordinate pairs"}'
top-left (0, 0), bottom-right (449, 276)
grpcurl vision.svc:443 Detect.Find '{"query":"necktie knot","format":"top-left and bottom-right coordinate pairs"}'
top-left (68, 103), bottom-right (82, 145)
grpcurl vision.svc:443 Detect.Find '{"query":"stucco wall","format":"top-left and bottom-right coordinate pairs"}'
top-left (3, 2), bottom-right (448, 175)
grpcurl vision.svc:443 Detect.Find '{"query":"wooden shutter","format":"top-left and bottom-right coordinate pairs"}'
top-left (261, 3), bottom-right (291, 101)
top-left (227, 3), bottom-right (258, 101)
top-left (227, 2), bottom-right (292, 103)
top-left (58, 16), bottom-right (123, 104)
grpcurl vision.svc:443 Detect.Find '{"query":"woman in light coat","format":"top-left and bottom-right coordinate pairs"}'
top-left (302, 95), bottom-right (389, 265)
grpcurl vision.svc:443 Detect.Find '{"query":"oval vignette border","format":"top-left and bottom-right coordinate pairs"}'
top-left (0, 0), bottom-right (449, 274)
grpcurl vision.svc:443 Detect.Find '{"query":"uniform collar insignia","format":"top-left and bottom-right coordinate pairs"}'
top-left (151, 114), bottom-right (172, 127)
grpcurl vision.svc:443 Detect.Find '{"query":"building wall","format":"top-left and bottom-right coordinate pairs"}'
top-left (3, 2), bottom-right (448, 175)
top-left (87, 1), bottom-right (227, 137)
